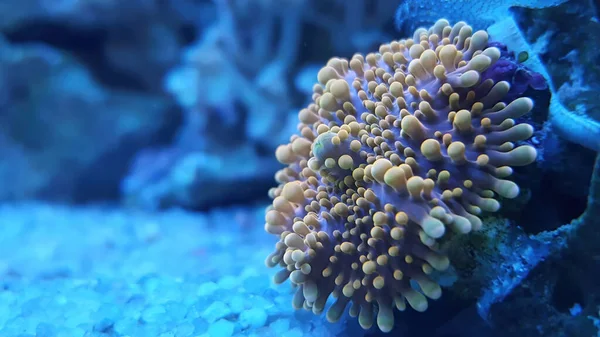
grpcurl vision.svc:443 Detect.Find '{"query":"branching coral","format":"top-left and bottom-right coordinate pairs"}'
top-left (165, 0), bottom-right (304, 148)
top-left (264, 19), bottom-right (538, 332)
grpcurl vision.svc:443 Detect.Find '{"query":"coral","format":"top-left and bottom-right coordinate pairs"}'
top-left (264, 19), bottom-right (538, 332)
top-left (165, 0), bottom-right (304, 149)
top-left (394, 0), bottom-right (600, 152)
top-left (487, 16), bottom-right (600, 152)
top-left (124, 0), bottom-right (404, 211)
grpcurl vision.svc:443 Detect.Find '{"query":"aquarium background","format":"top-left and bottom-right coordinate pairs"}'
top-left (0, 0), bottom-right (599, 336)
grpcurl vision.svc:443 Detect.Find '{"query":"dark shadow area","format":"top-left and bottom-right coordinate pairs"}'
top-left (551, 262), bottom-right (585, 313)
top-left (504, 141), bottom-right (592, 234)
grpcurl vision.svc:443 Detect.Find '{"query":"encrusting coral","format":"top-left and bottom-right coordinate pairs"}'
top-left (264, 19), bottom-right (538, 332)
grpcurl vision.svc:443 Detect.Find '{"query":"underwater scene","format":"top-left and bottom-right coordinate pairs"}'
top-left (0, 0), bottom-right (599, 336)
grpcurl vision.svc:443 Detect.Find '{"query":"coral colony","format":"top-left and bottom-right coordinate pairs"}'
top-left (264, 19), bottom-right (538, 332)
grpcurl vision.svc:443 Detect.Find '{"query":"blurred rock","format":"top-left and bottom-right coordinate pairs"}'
top-left (499, 0), bottom-right (599, 231)
top-left (433, 155), bottom-right (600, 337)
top-left (121, 144), bottom-right (281, 210)
top-left (0, 37), bottom-right (179, 202)
top-left (0, 0), bottom-right (210, 93)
